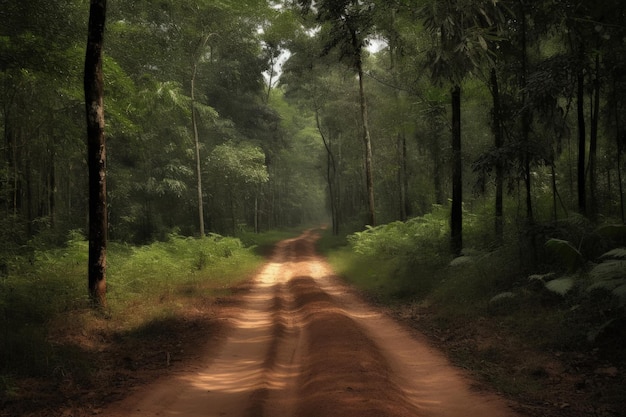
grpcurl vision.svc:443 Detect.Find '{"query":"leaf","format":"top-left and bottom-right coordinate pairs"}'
top-left (589, 260), bottom-right (626, 282)
top-left (544, 277), bottom-right (575, 296)
top-left (545, 239), bottom-right (583, 271)
top-left (529, 272), bottom-right (556, 282)
top-left (595, 224), bottom-right (626, 240)
top-left (599, 248), bottom-right (626, 260)
top-left (478, 35), bottom-right (488, 50)
top-left (489, 292), bottom-right (516, 303)
top-left (588, 278), bottom-right (625, 292)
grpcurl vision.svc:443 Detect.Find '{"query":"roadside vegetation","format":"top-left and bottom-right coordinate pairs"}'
top-left (319, 210), bottom-right (626, 416)
top-left (0, 230), bottom-right (292, 414)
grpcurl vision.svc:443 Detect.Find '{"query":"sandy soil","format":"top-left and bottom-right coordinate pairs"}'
top-left (104, 230), bottom-right (524, 417)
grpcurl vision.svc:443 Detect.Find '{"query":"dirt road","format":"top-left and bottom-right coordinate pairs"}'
top-left (105, 230), bottom-right (524, 417)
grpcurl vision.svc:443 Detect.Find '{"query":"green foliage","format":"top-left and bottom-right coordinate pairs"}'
top-left (236, 228), bottom-right (301, 256)
top-left (0, 232), bottom-right (265, 397)
top-left (595, 225), bottom-right (626, 241)
top-left (544, 276), bottom-right (576, 296)
top-left (348, 206), bottom-right (449, 261)
top-left (208, 142), bottom-right (269, 187)
top-left (588, 248), bottom-right (626, 305)
top-left (108, 234), bottom-right (246, 302)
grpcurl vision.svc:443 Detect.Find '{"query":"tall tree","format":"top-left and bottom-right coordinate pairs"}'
top-left (421, 0), bottom-right (504, 255)
top-left (490, 68), bottom-right (505, 241)
top-left (299, 0), bottom-right (377, 226)
top-left (190, 33), bottom-right (214, 238)
top-left (84, 0), bottom-right (107, 307)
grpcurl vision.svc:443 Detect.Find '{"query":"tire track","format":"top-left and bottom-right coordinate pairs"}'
top-left (289, 276), bottom-right (419, 417)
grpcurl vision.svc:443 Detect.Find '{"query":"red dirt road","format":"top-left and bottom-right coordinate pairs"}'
top-left (105, 230), bottom-right (524, 417)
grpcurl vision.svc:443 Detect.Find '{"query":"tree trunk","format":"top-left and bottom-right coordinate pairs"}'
top-left (588, 54), bottom-right (600, 220)
top-left (265, 47), bottom-right (276, 104)
top-left (619, 137), bottom-right (625, 223)
top-left (519, 3), bottom-right (533, 223)
top-left (490, 68), bottom-right (504, 243)
top-left (84, 0), bottom-right (107, 308)
top-left (451, 85), bottom-right (462, 256)
top-left (615, 96), bottom-right (625, 223)
top-left (389, 16), bottom-right (409, 222)
top-left (316, 109), bottom-right (339, 235)
top-left (397, 132), bottom-right (409, 221)
top-left (577, 61), bottom-right (587, 216)
top-left (48, 149), bottom-right (56, 227)
top-left (357, 55), bottom-right (375, 226)
top-left (254, 193), bottom-right (259, 234)
top-left (191, 63), bottom-right (205, 237)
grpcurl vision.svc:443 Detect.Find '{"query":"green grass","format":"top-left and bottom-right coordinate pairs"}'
top-left (236, 229), bottom-right (302, 257)
top-left (0, 231), bottom-right (287, 401)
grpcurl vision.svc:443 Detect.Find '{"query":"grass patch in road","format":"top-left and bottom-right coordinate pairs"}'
top-left (237, 228), bottom-right (302, 257)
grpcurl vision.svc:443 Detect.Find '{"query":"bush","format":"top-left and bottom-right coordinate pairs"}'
top-left (348, 205), bottom-right (449, 262)
top-left (0, 230), bottom-right (267, 400)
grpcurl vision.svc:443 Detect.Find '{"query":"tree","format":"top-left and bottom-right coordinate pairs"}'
top-left (84, 0), bottom-right (107, 307)
top-left (190, 33), bottom-right (214, 238)
top-left (207, 142), bottom-right (269, 233)
top-left (299, 0), bottom-right (377, 226)
top-left (421, 0), bottom-right (504, 255)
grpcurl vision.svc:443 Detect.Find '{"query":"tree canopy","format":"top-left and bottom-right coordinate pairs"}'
top-left (0, 0), bottom-right (624, 253)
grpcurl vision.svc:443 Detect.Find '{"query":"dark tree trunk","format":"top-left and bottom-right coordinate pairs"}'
top-left (84, 0), bottom-right (107, 308)
top-left (490, 68), bottom-right (504, 243)
top-left (389, 19), bottom-right (409, 222)
top-left (316, 109), bottom-right (339, 235)
top-left (619, 134), bottom-right (625, 223)
top-left (519, 2), bottom-right (533, 223)
top-left (614, 93), bottom-right (625, 223)
top-left (588, 54), bottom-right (600, 220)
top-left (451, 85), bottom-right (462, 256)
top-left (399, 132), bottom-right (410, 220)
top-left (577, 62), bottom-right (587, 216)
top-left (48, 150), bottom-right (56, 227)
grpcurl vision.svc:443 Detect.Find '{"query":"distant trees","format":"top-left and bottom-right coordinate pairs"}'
top-left (207, 142), bottom-right (269, 234)
top-left (298, 0), bottom-right (377, 226)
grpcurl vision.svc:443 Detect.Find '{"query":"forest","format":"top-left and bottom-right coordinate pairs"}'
top-left (1, 0), bottom-right (626, 416)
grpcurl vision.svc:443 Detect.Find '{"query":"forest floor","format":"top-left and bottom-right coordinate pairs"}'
top-left (3, 230), bottom-right (622, 417)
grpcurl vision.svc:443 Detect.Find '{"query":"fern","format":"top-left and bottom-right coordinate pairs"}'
top-left (528, 272), bottom-right (575, 296)
top-left (595, 224), bottom-right (626, 240)
top-left (348, 208), bottom-right (448, 261)
top-left (544, 277), bottom-right (575, 295)
top-left (599, 248), bottom-right (626, 260)
top-left (489, 292), bottom-right (516, 303)
top-left (589, 260), bottom-right (626, 283)
top-left (587, 248), bottom-right (626, 305)
top-left (529, 272), bottom-right (556, 282)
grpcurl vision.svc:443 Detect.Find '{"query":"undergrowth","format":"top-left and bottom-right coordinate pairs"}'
top-left (0, 231), bottom-right (274, 402)
top-left (323, 207), bottom-right (626, 400)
